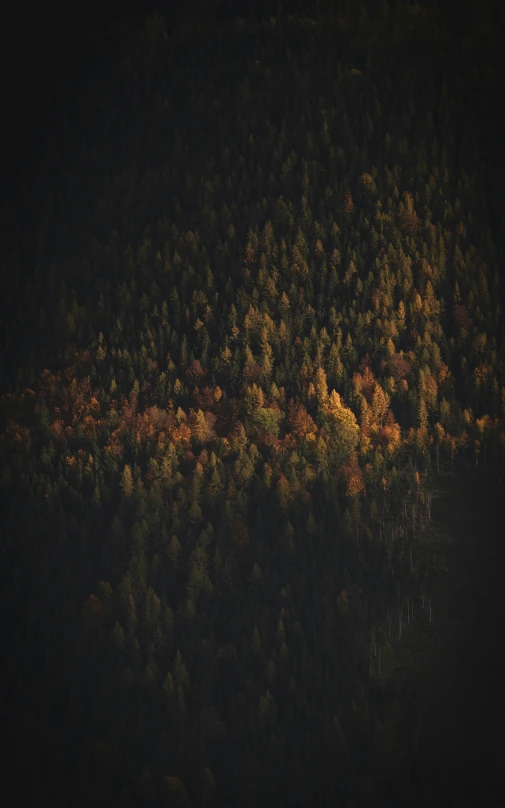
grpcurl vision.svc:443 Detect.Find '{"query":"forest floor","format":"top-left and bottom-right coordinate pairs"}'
top-left (392, 465), bottom-right (505, 807)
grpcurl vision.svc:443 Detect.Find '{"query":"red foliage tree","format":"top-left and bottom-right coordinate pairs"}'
top-left (286, 398), bottom-right (317, 438)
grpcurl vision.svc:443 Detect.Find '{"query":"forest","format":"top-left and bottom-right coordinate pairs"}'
top-left (1, 1), bottom-right (504, 806)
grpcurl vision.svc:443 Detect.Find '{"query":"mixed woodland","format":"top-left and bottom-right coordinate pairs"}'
top-left (1, 2), bottom-right (504, 806)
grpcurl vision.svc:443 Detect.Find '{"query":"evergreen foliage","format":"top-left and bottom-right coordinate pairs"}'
top-left (1, 2), bottom-right (504, 806)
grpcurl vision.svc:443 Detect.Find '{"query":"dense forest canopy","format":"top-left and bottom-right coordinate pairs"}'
top-left (1, 1), bottom-right (504, 806)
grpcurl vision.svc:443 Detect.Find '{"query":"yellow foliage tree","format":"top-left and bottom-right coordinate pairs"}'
top-left (326, 390), bottom-right (360, 458)
top-left (314, 367), bottom-right (329, 407)
top-left (120, 464), bottom-right (134, 497)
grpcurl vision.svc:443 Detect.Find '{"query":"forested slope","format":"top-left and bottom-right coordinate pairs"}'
top-left (1, 4), bottom-right (504, 806)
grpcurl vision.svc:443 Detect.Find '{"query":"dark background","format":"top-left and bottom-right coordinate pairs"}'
top-left (2, 0), bottom-right (504, 229)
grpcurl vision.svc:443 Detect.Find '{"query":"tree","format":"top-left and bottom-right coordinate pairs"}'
top-left (434, 422), bottom-right (445, 472)
top-left (314, 367), bottom-right (329, 408)
top-left (417, 395), bottom-right (429, 431)
top-left (161, 776), bottom-right (191, 807)
top-left (244, 383), bottom-right (264, 414)
top-left (371, 383), bottom-right (391, 427)
top-left (250, 406), bottom-right (281, 438)
top-left (343, 456), bottom-right (365, 498)
top-left (168, 535), bottom-right (181, 568)
top-left (326, 390), bottom-right (360, 460)
top-left (121, 464), bottom-right (134, 497)
top-left (337, 589), bottom-right (349, 616)
top-left (343, 188), bottom-right (354, 215)
top-left (110, 621), bottom-right (126, 654)
top-left (286, 398), bottom-right (317, 438)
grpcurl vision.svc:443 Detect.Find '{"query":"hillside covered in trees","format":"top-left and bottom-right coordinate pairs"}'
top-left (1, 2), bottom-right (504, 806)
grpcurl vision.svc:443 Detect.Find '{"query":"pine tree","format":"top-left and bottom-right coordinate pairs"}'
top-left (121, 464), bottom-right (134, 497)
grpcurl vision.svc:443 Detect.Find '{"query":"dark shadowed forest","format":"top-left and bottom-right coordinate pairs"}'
top-left (1, 1), bottom-right (504, 805)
